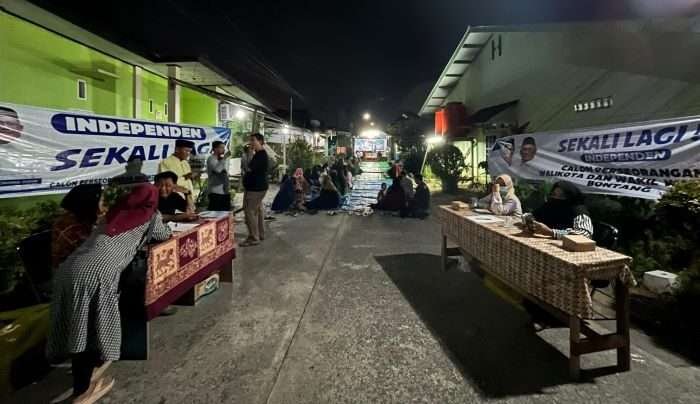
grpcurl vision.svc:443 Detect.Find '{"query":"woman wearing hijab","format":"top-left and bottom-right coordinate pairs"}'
top-left (292, 168), bottom-right (310, 211)
top-left (478, 174), bottom-right (522, 216)
top-left (271, 174), bottom-right (295, 213)
top-left (530, 181), bottom-right (593, 239)
top-left (371, 178), bottom-right (406, 211)
top-left (52, 184), bottom-right (106, 269)
top-left (306, 174), bottom-right (341, 210)
top-left (48, 184), bottom-right (171, 403)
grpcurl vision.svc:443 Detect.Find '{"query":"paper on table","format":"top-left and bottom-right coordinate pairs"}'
top-left (465, 215), bottom-right (503, 224)
top-left (473, 208), bottom-right (492, 214)
top-left (198, 211), bottom-right (231, 219)
top-left (167, 222), bottom-right (200, 232)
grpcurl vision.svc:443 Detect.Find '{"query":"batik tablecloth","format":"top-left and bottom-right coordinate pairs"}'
top-left (145, 216), bottom-right (235, 319)
top-left (438, 206), bottom-right (633, 319)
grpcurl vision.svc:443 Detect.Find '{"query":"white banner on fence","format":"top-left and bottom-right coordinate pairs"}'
top-left (488, 116), bottom-right (700, 200)
top-left (0, 103), bottom-right (231, 198)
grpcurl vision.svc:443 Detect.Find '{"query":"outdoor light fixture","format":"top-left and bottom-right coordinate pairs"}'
top-left (574, 96), bottom-right (613, 113)
top-left (363, 112), bottom-right (371, 121)
top-left (426, 135), bottom-right (445, 145)
top-left (370, 122), bottom-right (375, 126)
top-left (235, 109), bottom-right (246, 120)
top-left (282, 124), bottom-right (290, 135)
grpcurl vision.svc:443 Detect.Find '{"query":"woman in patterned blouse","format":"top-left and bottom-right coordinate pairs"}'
top-left (48, 184), bottom-right (171, 403)
top-left (531, 181), bottom-right (594, 239)
top-left (51, 184), bottom-right (105, 269)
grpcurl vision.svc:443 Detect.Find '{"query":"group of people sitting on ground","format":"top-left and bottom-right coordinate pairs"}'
top-left (372, 170), bottom-right (431, 219)
top-left (271, 156), bottom-right (361, 214)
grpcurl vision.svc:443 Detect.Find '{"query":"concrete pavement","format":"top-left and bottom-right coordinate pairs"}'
top-left (8, 193), bottom-right (700, 403)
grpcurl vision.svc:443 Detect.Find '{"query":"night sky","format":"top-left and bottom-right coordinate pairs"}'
top-left (30, 0), bottom-right (700, 129)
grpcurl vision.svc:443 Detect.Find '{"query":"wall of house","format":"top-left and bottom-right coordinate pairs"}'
top-left (140, 69), bottom-right (168, 121)
top-left (445, 20), bottom-right (700, 133)
top-left (180, 86), bottom-right (218, 126)
top-left (0, 11), bottom-right (133, 116)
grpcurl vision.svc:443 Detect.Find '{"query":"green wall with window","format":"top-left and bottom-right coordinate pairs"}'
top-left (180, 87), bottom-right (218, 126)
top-left (0, 11), bottom-right (133, 116)
top-left (140, 69), bottom-right (168, 120)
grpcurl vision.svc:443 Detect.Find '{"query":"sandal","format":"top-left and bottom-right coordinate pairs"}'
top-left (50, 362), bottom-right (112, 403)
top-left (73, 376), bottom-right (115, 404)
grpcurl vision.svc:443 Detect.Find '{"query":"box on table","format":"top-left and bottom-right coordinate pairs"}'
top-left (562, 235), bottom-right (596, 252)
top-left (176, 273), bottom-right (220, 305)
top-left (451, 201), bottom-right (469, 210)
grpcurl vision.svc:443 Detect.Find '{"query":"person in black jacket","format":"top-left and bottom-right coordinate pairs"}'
top-left (241, 133), bottom-right (269, 246)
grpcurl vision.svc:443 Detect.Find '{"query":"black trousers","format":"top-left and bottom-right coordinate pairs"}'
top-left (208, 193), bottom-right (232, 211)
top-left (72, 352), bottom-right (103, 395)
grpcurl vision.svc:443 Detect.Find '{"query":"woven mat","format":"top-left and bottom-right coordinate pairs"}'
top-left (438, 206), bottom-right (633, 318)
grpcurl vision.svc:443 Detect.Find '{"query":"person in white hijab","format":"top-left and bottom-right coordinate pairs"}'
top-left (478, 174), bottom-right (522, 216)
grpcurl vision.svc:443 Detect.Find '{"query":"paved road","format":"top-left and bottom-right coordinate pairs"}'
top-left (10, 194), bottom-right (700, 403)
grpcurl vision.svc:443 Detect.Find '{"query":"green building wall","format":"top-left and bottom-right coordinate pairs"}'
top-left (180, 87), bottom-right (218, 126)
top-left (0, 11), bottom-right (133, 117)
top-left (140, 69), bottom-right (168, 120)
top-left (0, 11), bottom-right (227, 208)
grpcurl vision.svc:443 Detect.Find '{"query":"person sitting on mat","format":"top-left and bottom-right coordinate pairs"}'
top-left (306, 175), bottom-right (341, 210)
top-left (371, 178), bottom-right (406, 212)
top-left (271, 174), bottom-right (295, 213)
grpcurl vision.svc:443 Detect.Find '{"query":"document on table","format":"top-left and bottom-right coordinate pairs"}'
top-left (167, 222), bottom-right (199, 232)
top-left (466, 215), bottom-right (503, 224)
top-left (198, 211), bottom-right (231, 219)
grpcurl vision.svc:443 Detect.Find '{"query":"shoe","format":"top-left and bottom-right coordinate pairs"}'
top-left (239, 239), bottom-right (260, 247)
top-left (73, 377), bottom-right (115, 404)
top-left (264, 216), bottom-right (276, 221)
top-left (159, 306), bottom-right (178, 316)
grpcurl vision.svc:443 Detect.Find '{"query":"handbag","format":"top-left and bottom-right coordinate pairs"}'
top-left (119, 217), bottom-right (156, 360)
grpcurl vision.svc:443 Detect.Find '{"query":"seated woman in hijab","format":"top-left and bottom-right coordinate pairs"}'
top-left (529, 181), bottom-right (593, 239)
top-left (371, 178), bottom-right (406, 211)
top-left (271, 174), bottom-right (295, 213)
top-left (292, 168), bottom-right (310, 211)
top-left (306, 175), bottom-right (341, 210)
top-left (478, 174), bottom-right (522, 216)
top-left (52, 184), bottom-right (106, 270)
top-left (48, 184), bottom-right (171, 403)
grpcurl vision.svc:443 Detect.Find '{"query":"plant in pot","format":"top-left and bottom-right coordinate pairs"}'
top-left (427, 144), bottom-right (465, 194)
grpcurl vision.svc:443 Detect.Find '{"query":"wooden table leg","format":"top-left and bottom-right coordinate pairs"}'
top-left (441, 234), bottom-right (447, 272)
top-left (569, 315), bottom-right (581, 380)
top-left (219, 261), bottom-right (233, 283)
top-left (615, 280), bottom-right (631, 371)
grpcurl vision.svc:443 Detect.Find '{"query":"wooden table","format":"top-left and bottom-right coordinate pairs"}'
top-left (438, 205), bottom-right (633, 379)
top-left (120, 215), bottom-right (235, 359)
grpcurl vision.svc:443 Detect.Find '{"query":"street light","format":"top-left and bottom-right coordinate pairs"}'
top-left (363, 112), bottom-right (371, 121)
top-left (370, 122), bottom-right (375, 127)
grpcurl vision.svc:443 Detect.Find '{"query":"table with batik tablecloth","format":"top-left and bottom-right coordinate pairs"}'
top-left (437, 205), bottom-right (633, 379)
top-left (120, 215), bottom-right (235, 360)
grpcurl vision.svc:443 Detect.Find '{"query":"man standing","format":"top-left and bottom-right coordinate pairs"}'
top-left (159, 139), bottom-right (195, 198)
top-left (241, 133), bottom-right (268, 246)
top-left (207, 141), bottom-right (231, 211)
